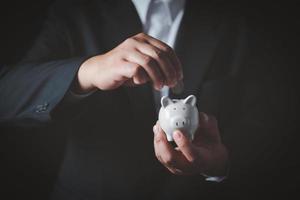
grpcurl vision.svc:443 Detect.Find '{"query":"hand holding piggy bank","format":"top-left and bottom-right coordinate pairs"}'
top-left (158, 95), bottom-right (199, 141)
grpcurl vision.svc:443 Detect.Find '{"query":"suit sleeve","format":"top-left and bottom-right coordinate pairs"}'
top-left (0, 4), bottom-right (87, 126)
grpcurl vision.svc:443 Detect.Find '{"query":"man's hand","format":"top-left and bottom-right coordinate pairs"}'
top-left (153, 112), bottom-right (229, 177)
top-left (76, 33), bottom-right (183, 93)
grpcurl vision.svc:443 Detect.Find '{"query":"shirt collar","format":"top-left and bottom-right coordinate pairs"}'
top-left (132, 0), bottom-right (186, 25)
top-left (131, 0), bottom-right (152, 25)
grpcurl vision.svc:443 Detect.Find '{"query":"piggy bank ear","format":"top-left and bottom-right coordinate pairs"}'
top-left (161, 96), bottom-right (173, 108)
top-left (183, 95), bottom-right (196, 106)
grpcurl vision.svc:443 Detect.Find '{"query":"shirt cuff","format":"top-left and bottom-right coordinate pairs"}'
top-left (201, 162), bottom-right (230, 183)
top-left (69, 89), bottom-right (95, 99)
top-left (63, 87), bottom-right (95, 104)
top-left (202, 174), bottom-right (227, 183)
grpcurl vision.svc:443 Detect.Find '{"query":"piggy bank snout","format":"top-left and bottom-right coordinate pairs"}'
top-left (171, 116), bottom-right (190, 129)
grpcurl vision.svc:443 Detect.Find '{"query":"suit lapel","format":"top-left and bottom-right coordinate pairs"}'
top-left (171, 2), bottom-right (221, 99)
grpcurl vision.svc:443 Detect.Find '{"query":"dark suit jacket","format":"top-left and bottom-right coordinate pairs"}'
top-left (0, 0), bottom-right (279, 199)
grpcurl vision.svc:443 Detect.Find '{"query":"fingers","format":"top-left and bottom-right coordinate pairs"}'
top-left (88, 32), bottom-right (183, 91)
top-left (136, 42), bottom-right (177, 87)
top-left (137, 33), bottom-right (183, 81)
top-left (173, 130), bottom-right (198, 163)
top-left (119, 61), bottom-right (139, 78)
top-left (153, 124), bottom-right (203, 175)
top-left (153, 124), bottom-right (177, 167)
top-left (124, 33), bottom-right (182, 89)
top-left (126, 50), bottom-right (164, 90)
top-left (133, 68), bottom-right (149, 85)
top-left (152, 115), bottom-right (226, 176)
top-left (119, 59), bottom-right (150, 85)
top-left (153, 124), bottom-right (189, 171)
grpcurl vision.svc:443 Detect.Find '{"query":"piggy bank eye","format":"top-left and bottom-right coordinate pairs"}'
top-left (173, 107), bottom-right (176, 110)
top-left (182, 107), bottom-right (186, 110)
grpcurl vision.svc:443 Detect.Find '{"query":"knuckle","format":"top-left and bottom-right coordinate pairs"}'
top-left (161, 45), bottom-right (172, 54)
top-left (123, 63), bottom-right (138, 77)
top-left (142, 55), bottom-right (153, 66)
top-left (136, 32), bottom-right (145, 37)
top-left (154, 49), bottom-right (165, 59)
top-left (164, 68), bottom-right (176, 82)
top-left (123, 38), bottom-right (134, 46)
top-left (177, 140), bottom-right (187, 149)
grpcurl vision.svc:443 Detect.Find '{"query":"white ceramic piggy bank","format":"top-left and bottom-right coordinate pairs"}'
top-left (158, 95), bottom-right (199, 141)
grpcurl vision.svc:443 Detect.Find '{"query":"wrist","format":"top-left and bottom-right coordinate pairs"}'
top-left (76, 57), bottom-right (97, 94)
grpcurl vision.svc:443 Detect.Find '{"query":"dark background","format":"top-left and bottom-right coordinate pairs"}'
top-left (0, 1), bottom-right (299, 199)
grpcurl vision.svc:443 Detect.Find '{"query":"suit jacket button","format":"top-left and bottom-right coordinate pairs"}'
top-left (35, 102), bottom-right (49, 113)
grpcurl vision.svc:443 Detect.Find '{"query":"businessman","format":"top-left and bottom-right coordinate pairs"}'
top-left (0, 0), bottom-right (273, 199)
